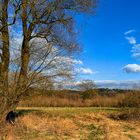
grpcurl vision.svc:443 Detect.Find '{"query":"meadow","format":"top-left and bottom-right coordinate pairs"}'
top-left (4, 107), bottom-right (140, 140)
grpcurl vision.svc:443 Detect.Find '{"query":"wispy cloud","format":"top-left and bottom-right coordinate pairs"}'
top-left (125, 36), bottom-right (136, 45)
top-left (124, 29), bottom-right (140, 59)
top-left (131, 44), bottom-right (140, 59)
top-left (124, 29), bottom-right (135, 35)
top-left (122, 64), bottom-right (140, 73)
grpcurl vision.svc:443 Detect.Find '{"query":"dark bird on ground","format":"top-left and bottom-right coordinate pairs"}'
top-left (6, 111), bottom-right (16, 125)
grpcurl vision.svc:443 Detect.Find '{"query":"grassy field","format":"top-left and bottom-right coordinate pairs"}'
top-left (5, 107), bottom-right (140, 140)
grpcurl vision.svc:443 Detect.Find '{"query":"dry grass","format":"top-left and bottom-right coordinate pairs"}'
top-left (19, 90), bottom-right (140, 108)
top-left (19, 94), bottom-right (125, 107)
top-left (3, 107), bottom-right (140, 140)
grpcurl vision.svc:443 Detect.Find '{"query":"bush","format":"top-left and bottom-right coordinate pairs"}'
top-left (119, 91), bottom-right (140, 107)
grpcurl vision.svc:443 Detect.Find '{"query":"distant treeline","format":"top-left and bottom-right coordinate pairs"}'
top-left (19, 88), bottom-right (140, 107)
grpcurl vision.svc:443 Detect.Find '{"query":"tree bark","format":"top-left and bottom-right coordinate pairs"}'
top-left (0, 1), bottom-right (12, 137)
top-left (19, 37), bottom-right (30, 84)
top-left (0, 0), bottom-right (9, 94)
top-left (0, 0), bottom-right (9, 108)
top-left (18, 0), bottom-right (30, 92)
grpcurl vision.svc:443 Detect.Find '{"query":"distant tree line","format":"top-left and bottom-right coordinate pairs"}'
top-left (19, 88), bottom-right (140, 108)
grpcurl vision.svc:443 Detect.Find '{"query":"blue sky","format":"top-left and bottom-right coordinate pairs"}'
top-left (74, 0), bottom-right (140, 88)
top-left (9, 0), bottom-right (140, 89)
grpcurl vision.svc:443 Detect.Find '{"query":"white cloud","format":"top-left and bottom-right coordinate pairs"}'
top-left (73, 59), bottom-right (83, 65)
top-left (95, 80), bottom-right (140, 89)
top-left (122, 64), bottom-right (140, 73)
top-left (52, 57), bottom-right (97, 75)
top-left (95, 80), bottom-right (117, 84)
top-left (54, 56), bottom-right (83, 65)
top-left (125, 36), bottom-right (136, 45)
top-left (75, 67), bottom-right (95, 75)
top-left (64, 80), bottom-right (140, 89)
top-left (124, 29), bottom-right (135, 35)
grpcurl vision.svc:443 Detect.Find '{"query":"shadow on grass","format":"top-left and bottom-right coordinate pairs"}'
top-left (108, 109), bottom-right (140, 121)
top-left (15, 109), bottom-right (39, 117)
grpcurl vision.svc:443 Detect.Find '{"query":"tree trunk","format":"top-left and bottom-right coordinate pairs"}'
top-left (0, 0), bottom-right (9, 93)
top-left (0, 1), bottom-right (11, 137)
top-left (17, 0), bottom-right (30, 97)
top-left (19, 37), bottom-right (30, 84)
top-left (18, 0), bottom-right (29, 84)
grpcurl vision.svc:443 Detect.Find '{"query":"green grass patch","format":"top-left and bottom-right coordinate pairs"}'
top-left (123, 124), bottom-right (136, 132)
top-left (16, 107), bottom-right (135, 119)
top-left (126, 134), bottom-right (137, 140)
top-left (86, 124), bottom-right (106, 140)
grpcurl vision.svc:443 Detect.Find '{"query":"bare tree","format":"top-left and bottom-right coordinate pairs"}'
top-left (76, 80), bottom-right (96, 102)
top-left (77, 80), bottom-right (96, 91)
top-left (0, 0), bottom-right (96, 136)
